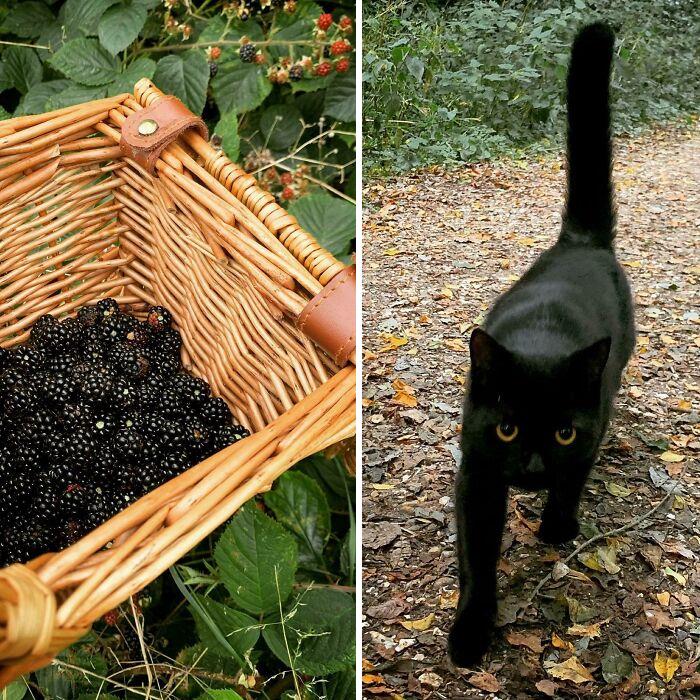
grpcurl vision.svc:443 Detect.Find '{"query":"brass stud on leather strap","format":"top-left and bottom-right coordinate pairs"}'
top-left (138, 118), bottom-right (158, 136)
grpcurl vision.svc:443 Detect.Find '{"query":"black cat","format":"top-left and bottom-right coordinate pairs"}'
top-left (448, 23), bottom-right (636, 667)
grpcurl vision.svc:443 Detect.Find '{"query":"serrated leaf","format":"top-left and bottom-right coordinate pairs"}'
top-left (46, 83), bottom-right (107, 110)
top-left (1, 2), bottom-right (54, 38)
top-left (260, 104), bottom-right (304, 151)
top-left (16, 80), bottom-right (72, 115)
top-left (654, 649), bottom-right (680, 682)
top-left (2, 46), bottom-right (43, 94)
top-left (153, 52), bottom-right (209, 114)
top-left (0, 680), bottom-right (27, 700)
top-left (196, 691), bottom-right (245, 700)
top-left (98, 2), bottom-right (147, 55)
top-left (212, 60), bottom-right (271, 114)
top-left (262, 588), bottom-right (355, 675)
top-left (324, 72), bottom-right (355, 122)
top-left (50, 38), bottom-right (118, 86)
top-left (36, 21), bottom-right (67, 61)
top-left (601, 642), bottom-right (634, 684)
top-left (288, 194), bottom-right (355, 257)
top-left (107, 56), bottom-right (156, 95)
top-left (214, 111), bottom-right (240, 163)
top-left (60, 0), bottom-right (120, 36)
top-left (264, 472), bottom-right (331, 571)
top-left (214, 502), bottom-right (298, 615)
top-left (191, 594), bottom-right (259, 660)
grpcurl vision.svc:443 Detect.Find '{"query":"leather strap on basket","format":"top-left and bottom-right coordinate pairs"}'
top-left (297, 265), bottom-right (356, 367)
top-left (120, 95), bottom-right (208, 174)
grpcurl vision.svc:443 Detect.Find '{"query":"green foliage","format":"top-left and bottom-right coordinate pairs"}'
top-left (364, 0), bottom-right (700, 172)
top-left (0, 0), bottom-right (356, 215)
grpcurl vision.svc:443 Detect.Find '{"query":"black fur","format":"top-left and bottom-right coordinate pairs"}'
top-left (448, 23), bottom-right (635, 668)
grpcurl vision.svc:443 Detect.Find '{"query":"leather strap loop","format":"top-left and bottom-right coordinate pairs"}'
top-left (297, 266), bottom-right (356, 367)
top-left (120, 96), bottom-right (208, 174)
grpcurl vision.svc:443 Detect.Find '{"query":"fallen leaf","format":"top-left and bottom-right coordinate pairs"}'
top-left (400, 613), bottom-right (435, 631)
top-left (664, 566), bottom-right (687, 586)
top-left (383, 248), bottom-right (402, 256)
top-left (601, 642), bottom-right (634, 684)
top-left (417, 672), bottom-right (441, 688)
top-left (551, 632), bottom-right (575, 652)
top-left (505, 629), bottom-right (544, 653)
top-left (657, 591), bottom-right (671, 606)
top-left (545, 656), bottom-right (594, 684)
top-left (439, 286), bottom-right (453, 299)
top-left (567, 618), bottom-right (609, 638)
top-left (566, 597), bottom-right (596, 623)
top-left (468, 671), bottom-right (501, 692)
top-left (439, 590), bottom-right (459, 609)
top-left (378, 334), bottom-right (408, 352)
top-left (605, 481), bottom-right (633, 497)
top-left (535, 679), bottom-right (559, 696)
top-left (654, 649), bottom-right (681, 682)
top-left (660, 451), bottom-right (684, 463)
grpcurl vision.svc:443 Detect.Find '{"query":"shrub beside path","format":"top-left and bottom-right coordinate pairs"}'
top-left (362, 125), bottom-right (700, 698)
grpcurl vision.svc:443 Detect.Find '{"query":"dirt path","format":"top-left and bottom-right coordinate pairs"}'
top-left (361, 126), bottom-right (700, 699)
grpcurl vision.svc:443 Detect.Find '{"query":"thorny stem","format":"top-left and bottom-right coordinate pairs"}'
top-left (526, 461), bottom-right (690, 608)
top-left (138, 39), bottom-right (322, 54)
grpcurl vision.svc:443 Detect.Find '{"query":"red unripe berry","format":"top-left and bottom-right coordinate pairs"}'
top-left (330, 40), bottom-right (351, 56)
top-left (210, 46), bottom-right (222, 60)
top-left (335, 58), bottom-right (350, 73)
top-left (103, 609), bottom-right (119, 626)
top-left (280, 172), bottom-right (293, 185)
top-left (317, 13), bottom-right (333, 31)
top-left (314, 61), bottom-right (332, 77)
top-left (281, 186), bottom-right (295, 200)
top-left (339, 16), bottom-right (352, 29)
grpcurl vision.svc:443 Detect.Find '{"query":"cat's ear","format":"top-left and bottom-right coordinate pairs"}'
top-left (567, 336), bottom-right (611, 385)
top-left (470, 328), bottom-right (509, 376)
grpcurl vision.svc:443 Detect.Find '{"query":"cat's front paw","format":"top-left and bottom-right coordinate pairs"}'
top-left (448, 601), bottom-right (496, 668)
top-left (538, 515), bottom-right (579, 544)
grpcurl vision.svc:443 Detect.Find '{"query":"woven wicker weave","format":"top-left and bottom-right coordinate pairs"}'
top-left (0, 79), bottom-right (356, 685)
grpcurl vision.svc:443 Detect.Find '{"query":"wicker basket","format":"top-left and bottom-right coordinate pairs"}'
top-left (0, 80), bottom-right (356, 685)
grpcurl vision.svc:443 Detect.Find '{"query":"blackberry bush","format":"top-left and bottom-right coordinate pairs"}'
top-left (0, 300), bottom-right (249, 568)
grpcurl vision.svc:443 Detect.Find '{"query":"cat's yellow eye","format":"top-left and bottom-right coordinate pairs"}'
top-left (555, 426), bottom-right (577, 446)
top-left (496, 422), bottom-right (519, 442)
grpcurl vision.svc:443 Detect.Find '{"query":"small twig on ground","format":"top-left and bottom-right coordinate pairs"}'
top-left (526, 461), bottom-right (689, 607)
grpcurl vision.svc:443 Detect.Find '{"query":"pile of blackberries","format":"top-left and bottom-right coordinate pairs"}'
top-left (0, 300), bottom-right (249, 567)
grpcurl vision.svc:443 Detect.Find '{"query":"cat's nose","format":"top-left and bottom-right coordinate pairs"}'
top-left (525, 454), bottom-right (546, 474)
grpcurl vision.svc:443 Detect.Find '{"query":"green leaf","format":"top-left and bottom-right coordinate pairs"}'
top-left (259, 104), bottom-right (304, 152)
top-left (196, 690), bottom-right (245, 700)
top-left (0, 680), bottom-right (27, 700)
top-left (50, 38), bottom-right (119, 86)
top-left (0, 106), bottom-right (11, 121)
top-left (262, 588), bottom-right (355, 675)
top-left (1, 2), bottom-right (54, 38)
top-left (153, 52), bottom-right (209, 115)
top-left (45, 83), bottom-right (107, 110)
top-left (199, 15), bottom-right (264, 49)
top-left (214, 502), bottom-right (298, 615)
top-left (212, 61), bottom-right (271, 115)
top-left (288, 194), bottom-right (355, 257)
top-left (98, 2), bottom-right (147, 55)
top-left (325, 670), bottom-right (355, 700)
top-left (264, 472), bottom-right (331, 571)
top-left (17, 79), bottom-right (72, 115)
top-left (60, 0), bottom-right (120, 36)
top-left (191, 594), bottom-right (259, 660)
top-left (36, 21), bottom-right (67, 61)
top-left (107, 56), bottom-right (156, 95)
top-left (324, 72), bottom-right (355, 122)
top-left (601, 642), bottom-right (634, 684)
top-left (214, 111), bottom-right (240, 163)
top-left (2, 46), bottom-right (43, 94)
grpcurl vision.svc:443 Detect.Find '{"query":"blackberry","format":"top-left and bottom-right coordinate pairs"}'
top-left (14, 445), bottom-right (42, 473)
top-left (111, 429), bottom-right (143, 461)
top-left (109, 343), bottom-right (149, 378)
top-left (81, 341), bottom-right (107, 364)
top-left (77, 305), bottom-right (101, 327)
top-left (60, 317), bottom-right (84, 348)
top-left (45, 352), bottom-right (78, 374)
top-left (13, 346), bottom-right (46, 374)
top-left (71, 428), bottom-right (98, 467)
top-left (170, 374), bottom-right (210, 406)
top-left (209, 61), bottom-right (218, 77)
top-left (0, 367), bottom-right (24, 397)
top-left (161, 451), bottom-right (192, 479)
top-left (239, 43), bottom-right (257, 63)
top-left (89, 413), bottom-right (118, 441)
top-left (125, 323), bottom-right (151, 348)
top-left (212, 423), bottom-right (250, 451)
top-left (29, 314), bottom-right (57, 347)
top-left (96, 298), bottom-right (120, 320)
top-left (199, 397), bottom-right (232, 426)
top-left (4, 381), bottom-right (39, 416)
top-left (111, 376), bottom-right (138, 409)
top-left (289, 64), bottom-right (304, 81)
top-left (150, 327), bottom-right (182, 356)
top-left (37, 320), bottom-right (76, 355)
top-left (80, 366), bottom-right (114, 406)
top-left (137, 382), bottom-right (160, 410)
top-left (152, 352), bottom-right (180, 376)
top-left (183, 419), bottom-right (209, 452)
top-left (25, 409), bottom-right (59, 444)
top-left (0, 347), bottom-right (12, 371)
top-left (100, 313), bottom-right (131, 345)
top-left (146, 306), bottom-right (172, 333)
top-left (44, 372), bottom-right (77, 407)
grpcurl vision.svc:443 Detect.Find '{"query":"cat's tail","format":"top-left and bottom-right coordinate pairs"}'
top-left (560, 22), bottom-right (616, 248)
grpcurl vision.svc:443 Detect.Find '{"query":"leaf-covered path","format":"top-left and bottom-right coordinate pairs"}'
top-left (361, 126), bottom-right (700, 699)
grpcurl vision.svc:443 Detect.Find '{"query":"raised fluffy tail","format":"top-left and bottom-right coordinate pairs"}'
top-left (560, 23), bottom-right (616, 247)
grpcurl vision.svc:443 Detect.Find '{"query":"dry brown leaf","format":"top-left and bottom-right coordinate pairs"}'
top-left (551, 633), bottom-right (575, 652)
top-left (545, 656), bottom-right (595, 684)
top-left (400, 612), bottom-right (435, 631)
top-left (378, 333), bottom-right (408, 352)
top-left (439, 590), bottom-right (459, 609)
top-left (657, 591), bottom-right (671, 606)
top-left (468, 672), bottom-right (501, 693)
top-left (660, 451), bottom-right (684, 463)
top-left (654, 650), bottom-right (681, 682)
top-left (535, 679), bottom-right (559, 696)
top-left (567, 618), bottom-right (609, 638)
top-left (505, 629), bottom-right (544, 653)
